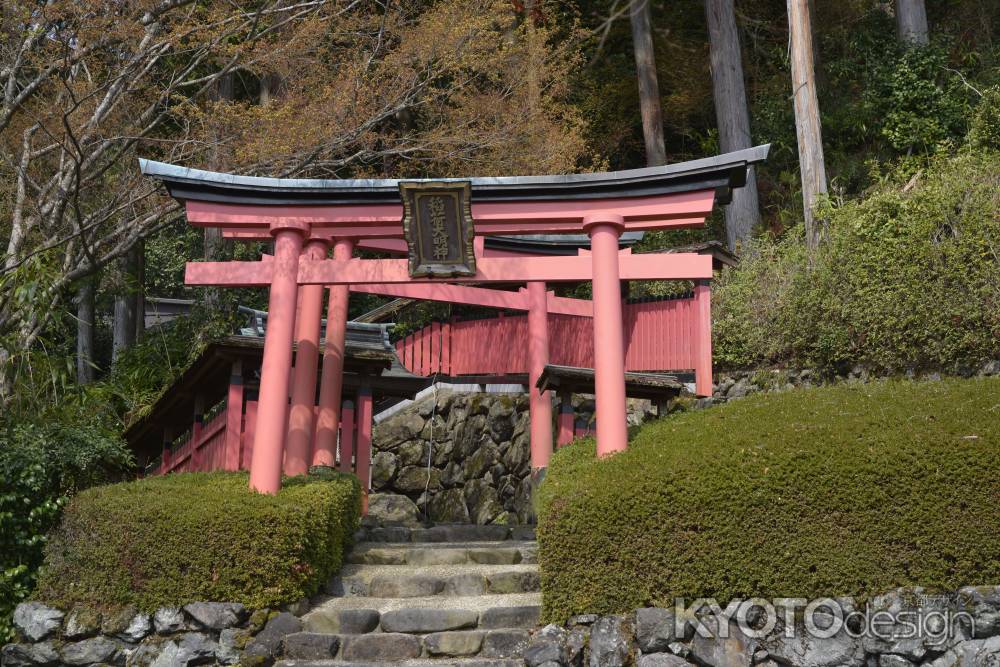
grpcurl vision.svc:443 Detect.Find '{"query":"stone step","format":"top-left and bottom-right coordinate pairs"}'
top-left (277, 628), bottom-right (532, 664)
top-left (346, 543), bottom-right (536, 567)
top-left (302, 597), bottom-right (541, 635)
top-left (355, 525), bottom-right (536, 544)
top-left (333, 565), bottom-right (541, 598)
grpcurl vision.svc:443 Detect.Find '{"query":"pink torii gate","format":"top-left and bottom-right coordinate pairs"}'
top-left (141, 145), bottom-right (768, 495)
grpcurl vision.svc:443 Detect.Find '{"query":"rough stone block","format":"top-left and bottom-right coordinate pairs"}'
top-left (469, 548), bottom-right (522, 565)
top-left (368, 493), bottom-right (421, 527)
top-left (369, 574), bottom-right (444, 598)
top-left (481, 629), bottom-right (531, 658)
top-left (60, 637), bottom-right (118, 666)
top-left (365, 526), bottom-right (414, 543)
top-left (395, 466), bottom-right (442, 492)
top-left (510, 525), bottom-right (537, 541)
top-left (380, 608), bottom-right (479, 633)
top-left (424, 630), bottom-right (485, 656)
top-left (1, 642), bottom-right (59, 667)
top-left (523, 624), bottom-right (567, 667)
top-left (487, 571), bottom-right (541, 594)
top-left (152, 607), bottom-right (186, 635)
top-left (480, 605), bottom-right (541, 629)
top-left (303, 607), bottom-right (379, 635)
top-left (406, 548), bottom-right (468, 566)
top-left (444, 573), bottom-right (488, 597)
top-left (183, 602), bottom-right (247, 631)
top-left (341, 633), bottom-right (421, 661)
top-left (636, 607), bottom-right (684, 653)
top-left (63, 607), bottom-right (102, 640)
top-left (353, 547), bottom-right (408, 565)
top-left (118, 611), bottom-right (152, 642)
top-left (250, 612), bottom-right (303, 657)
top-left (282, 632), bottom-right (340, 659)
top-left (13, 603), bottom-right (63, 642)
top-left (590, 616), bottom-right (630, 667)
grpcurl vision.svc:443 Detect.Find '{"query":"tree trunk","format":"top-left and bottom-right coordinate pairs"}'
top-left (896, 0), bottom-right (929, 46)
top-left (205, 73), bottom-right (234, 264)
top-left (259, 73), bottom-right (283, 105)
top-left (112, 244), bottom-right (141, 362)
top-left (134, 240), bottom-right (145, 341)
top-left (705, 0), bottom-right (761, 251)
top-left (787, 0), bottom-right (828, 249)
top-left (630, 0), bottom-right (667, 167)
top-left (203, 74), bottom-right (233, 308)
top-left (76, 278), bottom-right (96, 384)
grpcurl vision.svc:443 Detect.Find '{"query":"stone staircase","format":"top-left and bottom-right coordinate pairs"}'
top-left (277, 524), bottom-right (540, 666)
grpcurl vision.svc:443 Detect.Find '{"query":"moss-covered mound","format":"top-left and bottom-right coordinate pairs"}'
top-left (537, 378), bottom-right (1000, 622)
top-left (34, 471), bottom-right (360, 611)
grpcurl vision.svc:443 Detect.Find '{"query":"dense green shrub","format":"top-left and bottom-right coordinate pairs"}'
top-left (713, 148), bottom-right (1000, 372)
top-left (0, 423), bottom-right (132, 643)
top-left (537, 378), bottom-right (1000, 622)
top-left (34, 471), bottom-right (360, 612)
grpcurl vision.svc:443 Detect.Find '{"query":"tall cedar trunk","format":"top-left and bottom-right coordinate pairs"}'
top-left (705, 0), bottom-right (761, 251)
top-left (204, 73), bottom-right (234, 264)
top-left (259, 73), bottom-right (283, 105)
top-left (787, 0), bottom-right (828, 249)
top-left (134, 240), bottom-right (145, 341)
top-left (112, 245), bottom-right (141, 361)
top-left (76, 278), bottom-right (96, 384)
top-left (630, 0), bottom-right (667, 167)
top-left (203, 73), bottom-right (234, 308)
top-left (896, 0), bottom-right (929, 45)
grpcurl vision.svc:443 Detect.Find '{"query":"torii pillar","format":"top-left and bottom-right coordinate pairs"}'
top-left (313, 238), bottom-right (356, 467)
top-left (586, 216), bottom-right (629, 456)
top-left (285, 239), bottom-right (329, 476)
top-left (248, 222), bottom-right (305, 494)
top-left (527, 281), bottom-right (553, 471)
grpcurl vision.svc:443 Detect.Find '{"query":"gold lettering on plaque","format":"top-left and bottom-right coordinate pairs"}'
top-left (429, 196), bottom-right (450, 260)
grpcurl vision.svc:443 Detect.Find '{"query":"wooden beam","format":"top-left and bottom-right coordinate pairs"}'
top-left (184, 253), bottom-right (713, 287)
top-left (349, 283), bottom-right (592, 317)
top-left (198, 190), bottom-right (717, 240)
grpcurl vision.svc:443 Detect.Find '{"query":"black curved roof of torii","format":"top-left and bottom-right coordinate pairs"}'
top-left (140, 144), bottom-right (768, 253)
top-left (140, 144), bottom-right (768, 206)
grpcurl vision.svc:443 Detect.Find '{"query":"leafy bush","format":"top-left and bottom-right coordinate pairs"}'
top-left (713, 147), bottom-right (1000, 372)
top-left (863, 42), bottom-right (972, 153)
top-left (34, 471), bottom-right (360, 612)
top-left (537, 378), bottom-right (1000, 622)
top-left (0, 423), bottom-right (132, 643)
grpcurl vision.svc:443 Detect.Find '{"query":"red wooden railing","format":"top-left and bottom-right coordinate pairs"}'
top-left (395, 295), bottom-right (704, 376)
top-left (162, 408), bottom-right (229, 474)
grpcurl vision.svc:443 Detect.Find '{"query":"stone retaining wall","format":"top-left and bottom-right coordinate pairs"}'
top-left (522, 586), bottom-right (1000, 667)
top-left (1, 600), bottom-right (312, 666)
top-left (7, 586), bottom-right (999, 666)
top-left (369, 390), bottom-right (657, 526)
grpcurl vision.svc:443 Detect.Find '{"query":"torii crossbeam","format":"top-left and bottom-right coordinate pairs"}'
top-left (141, 144), bottom-right (769, 495)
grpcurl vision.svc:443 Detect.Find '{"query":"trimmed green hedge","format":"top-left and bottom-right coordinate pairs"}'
top-left (34, 471), bottom-right (360, 611)
top-left (537, 378), bottom-right (1000, 622)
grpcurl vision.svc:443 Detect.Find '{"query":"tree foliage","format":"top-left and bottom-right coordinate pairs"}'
top-left (0, 0), bottom-right (593, 398)
top-left (713, 140), bottom-right (1000, 373)
top-left (0, 421), bottom-right (132, 642)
